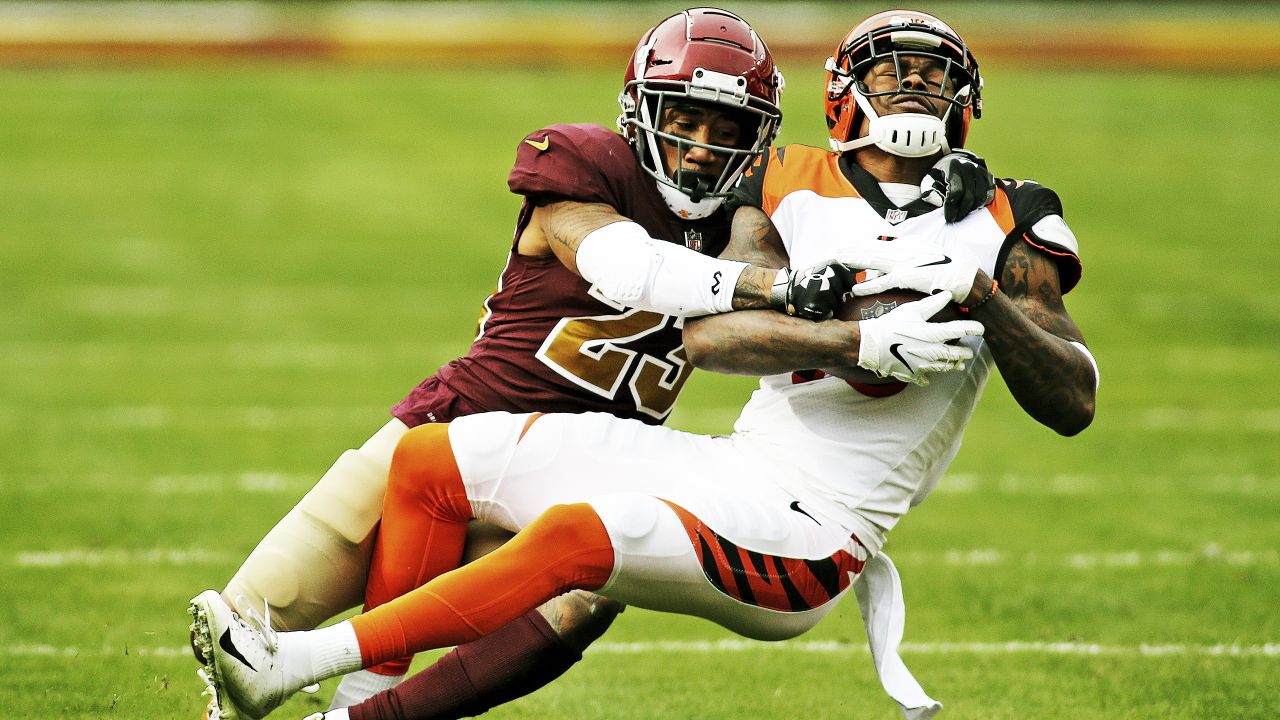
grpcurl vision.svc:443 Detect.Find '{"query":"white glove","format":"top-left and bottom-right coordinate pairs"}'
top-left (839, 242), bottom-right (980, 304)
top-left (857, 292), bottom-right (985, 385)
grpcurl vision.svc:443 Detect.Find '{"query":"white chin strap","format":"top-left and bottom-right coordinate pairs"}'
top-left (655, 181), bottom-right (724, 220)
top-left (831, 92), bottom-right (951, 158)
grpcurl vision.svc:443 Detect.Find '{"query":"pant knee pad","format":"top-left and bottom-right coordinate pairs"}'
top-left (519, 503), bottom-right (614, 589)
top-left (224, 421), bottom-right (406, 630)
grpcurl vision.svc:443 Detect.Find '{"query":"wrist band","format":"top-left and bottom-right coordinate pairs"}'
top-left (960, 279), bottom-right (998, 313)
top-left (770, 268), bottom-right (791, 313)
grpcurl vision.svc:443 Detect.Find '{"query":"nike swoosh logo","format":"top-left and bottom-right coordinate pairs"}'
top-left (789, 501), bottom-right (820, 525)
top-left (219, 628), bottom-right (256, 672)
top-left (889, 343), bottom-right (913, 372)
top-left (917, 255), bottom-right (952, 267)
top-left (524, 136), bottom-right (550, 151)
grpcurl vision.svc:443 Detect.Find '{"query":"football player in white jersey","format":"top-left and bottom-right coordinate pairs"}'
top-left (190, 9), bottom-right (1095, 720)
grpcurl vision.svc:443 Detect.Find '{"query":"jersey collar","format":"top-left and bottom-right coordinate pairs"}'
top-left (838, 153), bottom-right (938, 223)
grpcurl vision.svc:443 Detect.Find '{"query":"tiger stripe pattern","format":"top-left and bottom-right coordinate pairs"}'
top-left (662, 501), bottom-right (868, 613)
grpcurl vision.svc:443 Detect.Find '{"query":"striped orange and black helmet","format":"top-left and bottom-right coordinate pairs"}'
top-left (825, 10), bottom-right (982, 156)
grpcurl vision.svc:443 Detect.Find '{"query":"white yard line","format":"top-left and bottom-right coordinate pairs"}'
top-left (6, 640), bottom-right (1278, 659)
top-left (891, 546), bottom-right (1280, 568)
top-left (10, 545), bottom-right (1277, 569)
top-left (7, 403), bottom-right (1280, 432)
top-left (12, 548), bottom-right (235, 567)
top-left (590, 640), bottom-right (1280, 657)
top-left (10, 470), bottom-right (1278, 498)
top-left (935, 472), bottom-right (1280, 496)
top-left (0, 340), bottom-right (439, 370)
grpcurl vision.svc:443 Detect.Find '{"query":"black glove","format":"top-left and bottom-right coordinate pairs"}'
top-left (920, 149), bottom-right (996, 223)
top-left (769, 262), bottom-right (859, 321)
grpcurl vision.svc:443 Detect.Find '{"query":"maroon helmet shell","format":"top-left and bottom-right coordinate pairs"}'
top-left (618, 8), bottom-right (783, 218)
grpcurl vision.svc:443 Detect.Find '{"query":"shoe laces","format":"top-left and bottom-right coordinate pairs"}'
top-left (233, 595), bottom-right (279, 653)
top-left (229, 596), bottom-right (320, 694)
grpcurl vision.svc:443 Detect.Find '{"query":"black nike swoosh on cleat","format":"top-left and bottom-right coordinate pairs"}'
top-left (789, 501), bottom-right (821, 525)
top-left (917, 256), bottom-right (952, 267)
top-left (220, 628), bottom-right (256, 672)
top-left (889, 343), bottom-right (913, 372)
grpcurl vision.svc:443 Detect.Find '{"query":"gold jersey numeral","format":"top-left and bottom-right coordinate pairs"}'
top-left (537, 308), bottom-right (692, 421)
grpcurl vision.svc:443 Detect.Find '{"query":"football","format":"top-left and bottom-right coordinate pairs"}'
top-left (820, 289), bottom-right (963, 386)
top-left (835, 289), bottom-right (964, 324)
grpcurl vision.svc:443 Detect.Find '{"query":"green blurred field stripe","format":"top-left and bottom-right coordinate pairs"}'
top-left (1, 37), bottom-right (1278, 720)
top-left (2, 2), bottom-right (1279, 70)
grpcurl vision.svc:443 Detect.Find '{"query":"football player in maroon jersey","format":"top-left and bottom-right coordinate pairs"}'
top-left (192, 9), bottom-right (794, 719)
top-left (190, 8), bottom-right (997, 720)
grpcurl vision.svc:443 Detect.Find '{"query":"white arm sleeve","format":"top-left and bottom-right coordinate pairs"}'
top-left (574, 221), bottom-right (749, 317)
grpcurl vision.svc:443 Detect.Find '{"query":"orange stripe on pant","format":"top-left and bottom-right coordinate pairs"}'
top-left (361, 423), bottom-right (473, 675)
top-left (350, 502), bottom-right (616, 669)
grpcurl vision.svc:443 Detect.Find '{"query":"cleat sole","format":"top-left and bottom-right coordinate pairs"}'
top-left (188, 594), bottom-right (241, 720)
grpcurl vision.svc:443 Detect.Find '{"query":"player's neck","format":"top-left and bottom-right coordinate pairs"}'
top-left (849, 147), bottom-right (935, 185)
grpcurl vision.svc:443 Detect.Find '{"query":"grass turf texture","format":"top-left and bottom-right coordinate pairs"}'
top-left (2, 60), bottom-right (1278, 719)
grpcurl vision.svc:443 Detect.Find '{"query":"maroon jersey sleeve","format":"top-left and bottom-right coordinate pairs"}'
top-left (508, 124), bottom-right (637, 207)
top-left (394, 124), bottom-right (718, 429)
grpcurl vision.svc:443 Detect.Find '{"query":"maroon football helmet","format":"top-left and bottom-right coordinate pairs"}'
top-left (618, 8), bottom-right (783, 219)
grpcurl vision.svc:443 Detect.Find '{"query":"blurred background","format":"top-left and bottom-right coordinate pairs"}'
top-left (2, 2), bottom-right (1278, 718)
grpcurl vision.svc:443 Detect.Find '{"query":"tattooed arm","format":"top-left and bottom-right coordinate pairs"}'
top-left (684, 206), bottom-right (866, 374)
top-left (516, 200), bottom-right (778, 310)
top-left (964, 240), bottom-right (1096, 435)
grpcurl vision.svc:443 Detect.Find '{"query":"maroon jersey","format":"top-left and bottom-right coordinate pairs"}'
top-left (393, 123), bottom-right (730, 427)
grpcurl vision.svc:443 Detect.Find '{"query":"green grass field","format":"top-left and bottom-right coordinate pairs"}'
top-left (2, 54), bottom-right (1279, 719)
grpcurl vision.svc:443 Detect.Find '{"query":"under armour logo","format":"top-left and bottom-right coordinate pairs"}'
top-left (798, 267), bottom-right (835, 292)
top-left (711, 270), bottom-right (722, 294)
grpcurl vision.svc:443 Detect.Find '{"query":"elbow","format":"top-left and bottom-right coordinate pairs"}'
top-left (682, 319), bottom-right (719, 370)
top-left (1052, 395), bottom-right (1096, 437)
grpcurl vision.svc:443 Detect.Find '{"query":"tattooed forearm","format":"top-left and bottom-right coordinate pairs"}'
top-left (973, 241), bottom-right (1095, 435)
top-left (723, 205), bottom-right (788, 267)
top-left (726, 206), bottom-right (788, 310)
top-left (544, 201), bottom-right (627, 257)
top-left (537, 590), bottom-right (624, 651)
top-left (685, 310), bottom-right (859, 375)
top-left (732, 266), bottom-right (776, 310)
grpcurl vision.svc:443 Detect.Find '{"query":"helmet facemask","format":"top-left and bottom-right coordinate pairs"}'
top-left (827, 25), bottom-right (981, 157)
top-left (620, 68), bottom-right (782, 219)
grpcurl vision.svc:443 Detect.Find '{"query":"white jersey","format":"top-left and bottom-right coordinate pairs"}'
top-left (730, 145), bottom-right (1082, 552)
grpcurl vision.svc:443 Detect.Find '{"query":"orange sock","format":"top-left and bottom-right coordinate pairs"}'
top-left (351, 502), bottom-right (615, 668)
top-left (362, 423), bottom-right (473, 675)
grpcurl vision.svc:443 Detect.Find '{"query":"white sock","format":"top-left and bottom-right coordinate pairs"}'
top-left (324, 709), bottom-right (350, 720)
top-left (328, 669), bottom-right (406, 710)
top-left (278, 621), bottom-right (365, 690)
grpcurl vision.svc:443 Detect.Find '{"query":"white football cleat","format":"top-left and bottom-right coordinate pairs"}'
top-left (188, 590), bottom-right (296, 719)
top-left (196, 666), bottom-right (239, 720)
top-left (190, 599), bottom-right (242, 720)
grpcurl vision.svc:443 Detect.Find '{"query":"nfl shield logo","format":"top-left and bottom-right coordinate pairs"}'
top-left (885, 208), bottom-right (909, 225)
top-left (684, 229), bottom-right (704, 253)
top-left (860, 300), bottom-right (900, 320)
